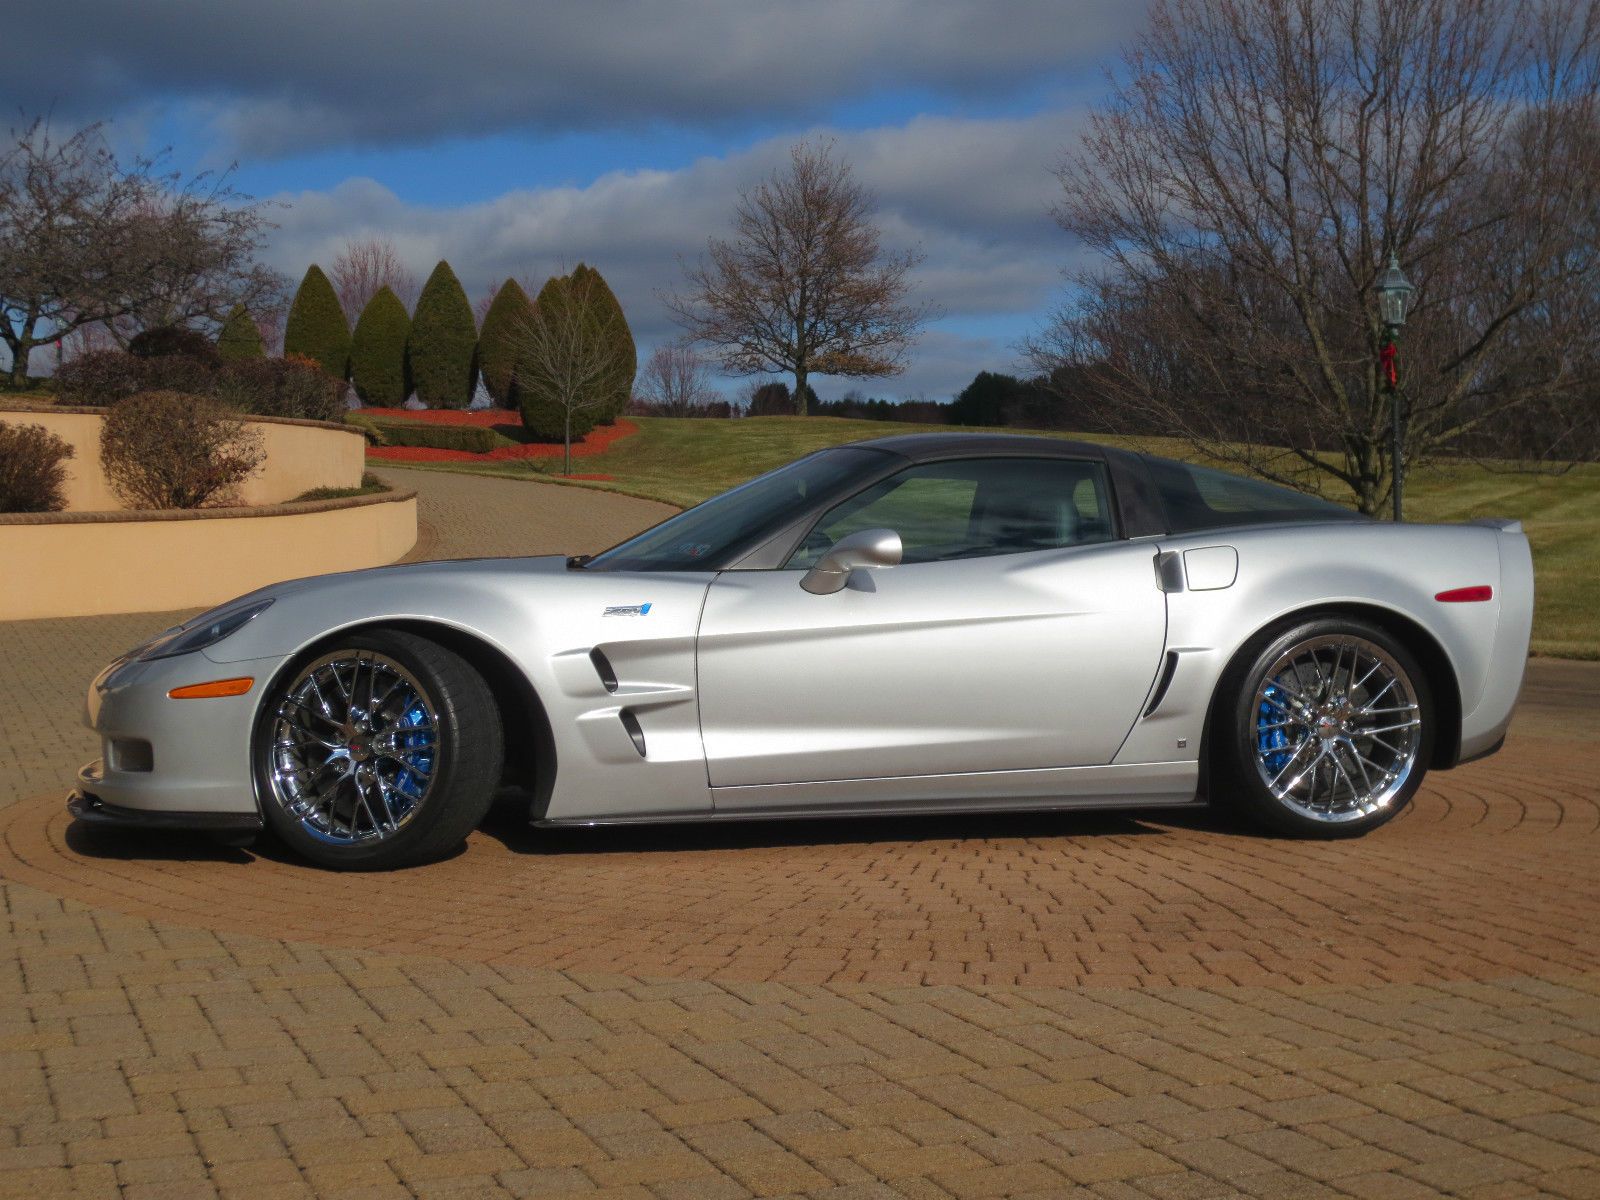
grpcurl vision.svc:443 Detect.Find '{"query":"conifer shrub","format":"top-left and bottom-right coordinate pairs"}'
top-left (216, 304), bottom-right (265, 361)
top-left (518, 274), bottom-right (598, 442)
top-left (571, 263), bottom-right (635, 423)
top-left (477, 279), bottom-right (533, 409)
top-left (407, 261), bottom-right (477, 409)
top-left (283, 265), bottom-right (351, 379)
top-left (349, 286), bottom-right (412, 407)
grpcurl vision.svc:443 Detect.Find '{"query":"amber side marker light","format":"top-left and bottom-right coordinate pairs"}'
top-left (1435, 586), bottom-right (1494, 603)
top-left (167, 677), bottom-right (254, 700)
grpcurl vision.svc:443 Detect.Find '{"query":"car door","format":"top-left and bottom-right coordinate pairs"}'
top-left (694, 456), bottom-right (1168, 795)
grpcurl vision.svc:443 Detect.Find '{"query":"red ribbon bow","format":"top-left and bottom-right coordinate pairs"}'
top-left (1379, 341), bottom-right (1398, 388)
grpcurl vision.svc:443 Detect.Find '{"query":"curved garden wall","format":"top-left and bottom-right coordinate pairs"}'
top-left (0, 491), bottom-right (418, 620)
top-left (0, 405), bottom-right (365, 511)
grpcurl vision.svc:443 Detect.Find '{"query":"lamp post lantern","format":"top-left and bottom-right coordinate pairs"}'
top-left (1376, 254), bottom-right (1414, 522)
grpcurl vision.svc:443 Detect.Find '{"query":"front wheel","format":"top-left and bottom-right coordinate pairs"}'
top-left (256, 629), bottom-right (503, 870)
top-left (1216, 617), bottom-right (1434, 838)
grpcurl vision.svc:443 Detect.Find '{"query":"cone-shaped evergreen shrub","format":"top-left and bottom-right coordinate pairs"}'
top-left (519, 274), bottom-right (598, 442)
top-left (216, 304), bottom-right (264, 361)
top-left (283, 266), bottom-right (350, 378)
top-left (477, 279), bottom-right (534, 409)
top-left (571, 263), bottom-right (635, 423)
top-left (348, 286), bottom-right (412, 407)
top-left (407, 261), bottom-right (477, 409)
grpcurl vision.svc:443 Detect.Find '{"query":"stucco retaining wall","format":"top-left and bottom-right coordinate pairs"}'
top-left (0, 406), bottom-right (365, 511)
top-left (0, 492), bottom-right (417, 620)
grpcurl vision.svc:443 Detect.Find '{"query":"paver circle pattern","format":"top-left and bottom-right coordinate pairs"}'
top-left (9, 734), bottom-right (1596, 990)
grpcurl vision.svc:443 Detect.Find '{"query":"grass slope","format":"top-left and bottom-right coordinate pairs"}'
top-left (389, 416), bottom-right (1599, 657)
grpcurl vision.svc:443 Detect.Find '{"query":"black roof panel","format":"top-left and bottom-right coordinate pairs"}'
top-left (843, 431), bottom-right (1121, 463)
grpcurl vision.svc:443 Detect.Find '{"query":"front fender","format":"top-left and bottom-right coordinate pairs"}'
top-left (203, 557), bottom-right (718, 821)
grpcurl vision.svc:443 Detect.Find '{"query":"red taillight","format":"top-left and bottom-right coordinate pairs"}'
top-left (1435, 585), bottom-right (1493, 603)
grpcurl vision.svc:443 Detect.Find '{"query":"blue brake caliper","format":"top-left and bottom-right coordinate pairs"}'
top-left (390, 702), bottom-right (434, 807)
top-left (1257, 683), bottom-right (1292, 774)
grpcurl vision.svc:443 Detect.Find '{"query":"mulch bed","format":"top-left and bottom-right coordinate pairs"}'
top-left (357, 408), bottom-right (637, 470)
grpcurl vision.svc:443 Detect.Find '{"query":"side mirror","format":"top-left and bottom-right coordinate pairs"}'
top-left (800, 528), bottom-right (902, 595)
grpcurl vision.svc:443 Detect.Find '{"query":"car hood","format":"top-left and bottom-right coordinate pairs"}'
top-left (248, 554), bottom-right (575, 603)
top-left (198, 555), bottom-right (713, 665)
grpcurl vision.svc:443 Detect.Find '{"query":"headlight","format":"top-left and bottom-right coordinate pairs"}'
top-left (136, 599), bottom-right (274, 661)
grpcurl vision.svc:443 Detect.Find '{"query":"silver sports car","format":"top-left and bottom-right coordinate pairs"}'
top-left (70, 433), bottom-right (1533, 870)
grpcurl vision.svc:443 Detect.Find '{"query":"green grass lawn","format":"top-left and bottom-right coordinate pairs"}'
top-left (391, 415), bottom-right (1600, 658)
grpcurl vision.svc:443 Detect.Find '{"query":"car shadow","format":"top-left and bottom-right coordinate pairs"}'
top-left (60, 798), bottom-right (1254, 870)
top-left (474, 792), bottom-right (1218, 857)
top-left (62, 818), bottom-right (471, 871)
top-left (64, 819), bottom-right (260, 865)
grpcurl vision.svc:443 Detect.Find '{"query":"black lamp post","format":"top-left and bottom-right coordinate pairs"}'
top-left (1376, 253), bottom-right (1414, 522)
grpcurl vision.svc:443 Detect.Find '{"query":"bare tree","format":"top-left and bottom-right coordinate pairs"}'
top-left (329, 237), bottom-right (418, 319)
top-left (1028, 0), bottom-right (1600, 513)
top-left (0, 117), bottom-right (284, 384)
top-left (665, 139), bottom-right (933, 415)
top-left (1, 120), bottom-right (150, 385)
top-left (635, 343), bottom-right (721, 415)
top-left (103, 183), bottom-right (285, 347)
top-left (512, 271), bottom-right (634, 474)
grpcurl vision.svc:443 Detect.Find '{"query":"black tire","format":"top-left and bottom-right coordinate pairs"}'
top-left (1213, 615), bottom-right (1434, 838)
top-left (255, 629), bottom-right (504, 870)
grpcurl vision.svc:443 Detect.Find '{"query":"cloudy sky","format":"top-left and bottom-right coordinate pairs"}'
top-left (9, 1), bottom-right (1146, 401)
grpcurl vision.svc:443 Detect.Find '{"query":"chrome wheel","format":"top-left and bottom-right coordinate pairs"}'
top-left (1250, 634), bottom-right (1422, 823)
top-left (265, 650), bottom-right (439, 845)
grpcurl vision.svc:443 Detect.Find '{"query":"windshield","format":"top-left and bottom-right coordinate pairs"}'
top-left (585, 447), bottom-right (889, 571)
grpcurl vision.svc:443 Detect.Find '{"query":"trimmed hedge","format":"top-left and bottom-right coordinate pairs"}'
top-left (349, 286), bottom-right (412, 407)
top-left (344, 412), bottom-right (389, 446)
top-left (407, 261), bottom-right (477, 409)
top-left (130, 326), bottom-right (222, 366)
top-left (294, 472), bottom-right (391, 502)
top-left (283, 265), bottom-right (351, 379)
top-left (217, 304), bottom-right (264, 361)
top-left (363, 419), bottom-right (501, 453)
top-left (55, 350), bottom-right (214, 405)
top-left (478, 278), bottom-right (533, 409)
top-left (211, 356), bottom-right (345, 423)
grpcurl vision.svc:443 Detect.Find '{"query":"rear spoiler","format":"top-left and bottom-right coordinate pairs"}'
top-left (1469, 517), bottom-right (1523, 534)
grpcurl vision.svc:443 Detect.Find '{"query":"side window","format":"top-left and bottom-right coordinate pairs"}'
top-left (787, 457), bottom-right (1116, 568)
top-left (1144, 457), bottom-right (1361, 532)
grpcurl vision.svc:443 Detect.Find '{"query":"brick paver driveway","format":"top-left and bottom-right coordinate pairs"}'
top-left (2, 466), bottom-right (1597, 1199)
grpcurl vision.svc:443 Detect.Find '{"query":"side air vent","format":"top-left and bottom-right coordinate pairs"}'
top-left (618, 710), bottom-right (647, 757)
top-left (1143, 651), bottom-right (1180, 717)
top-left (590, 648), bottom-right (619, 693)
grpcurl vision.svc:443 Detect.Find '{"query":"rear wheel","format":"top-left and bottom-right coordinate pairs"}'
top-left (256, 629), bottom-right (503, 869)
top-left (1216, 617), bottom-right (1433, 837)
